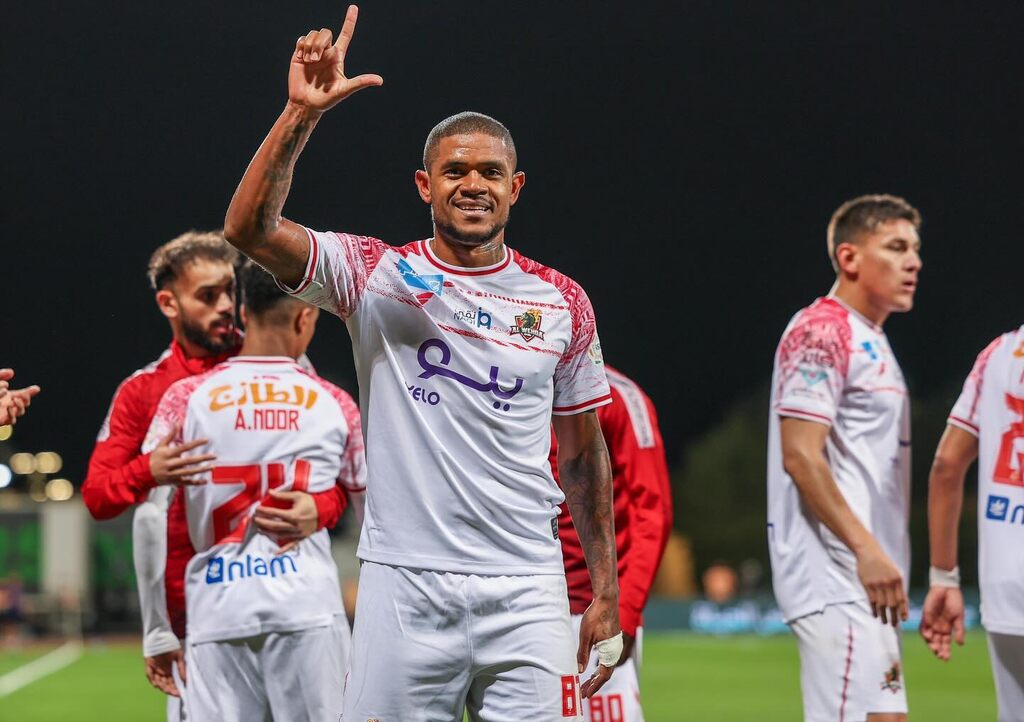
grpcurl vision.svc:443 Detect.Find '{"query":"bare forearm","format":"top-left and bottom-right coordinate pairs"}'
top-left (928, 461), bottom-right (966, 570)
top-left (560, 437), bottom-right (618, 600)
top-left (224, 102), bottom-right (320, 282)
top-left (787, 452), bottom-right (875, 555)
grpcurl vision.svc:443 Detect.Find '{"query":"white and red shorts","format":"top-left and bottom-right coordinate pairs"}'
top-left (342, 561), bottom-right (582, 721)
top-left (571, 614), bottom-right (644, 722)
top-left (789, 601), bottom-right (907, 722)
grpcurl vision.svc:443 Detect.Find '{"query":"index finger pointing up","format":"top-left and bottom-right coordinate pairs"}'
top-left (335, 4), bottom-right (360, 54)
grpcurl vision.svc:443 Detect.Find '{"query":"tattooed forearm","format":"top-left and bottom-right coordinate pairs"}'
top-left (252, 108), bottom-right (318, 236)
top-left (559, 415), bottom-right (618, 601)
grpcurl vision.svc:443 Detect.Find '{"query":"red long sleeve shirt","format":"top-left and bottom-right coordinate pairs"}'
top-left (83, 339), bottom-right (346, 637)
top-left (551, 366), bottom-right (673, 637)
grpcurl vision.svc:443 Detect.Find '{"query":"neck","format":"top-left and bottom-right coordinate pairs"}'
top-left (238, 328), bottom-right (299, 359)
top-left (832, 279), bottom-right (889, 327)
top-left (430, 232), bottom-right (505, 268)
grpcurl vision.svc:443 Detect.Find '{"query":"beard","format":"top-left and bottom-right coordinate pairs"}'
top-left (432, 205), bottom-right (510, 247)
top-left (180, 312), bottom-right (236, 355)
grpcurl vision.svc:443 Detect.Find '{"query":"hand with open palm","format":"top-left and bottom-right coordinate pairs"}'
top-left (288, 5), bottom-right (383, 113)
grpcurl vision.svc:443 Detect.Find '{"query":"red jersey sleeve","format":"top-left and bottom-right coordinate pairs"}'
top-left (312, 378), bottom-right (367, 529)
top-left (600, 381), bottom-right (673, 637)
top-left (82, 379), bottom-right (158, 520)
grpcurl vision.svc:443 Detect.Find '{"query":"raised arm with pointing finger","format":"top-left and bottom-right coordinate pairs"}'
top-left (224, 5), bottom-right (382, 285)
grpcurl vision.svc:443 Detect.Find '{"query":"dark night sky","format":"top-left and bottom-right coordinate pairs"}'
top-left (3, 1), bottom-right (1022, 484)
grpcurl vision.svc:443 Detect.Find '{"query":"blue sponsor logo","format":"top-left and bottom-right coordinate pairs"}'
top-left (205, 553), bottom-right (298, 584)
top-left (454, 307), bottom-right (493, 329)
top-left (986, 494), bottom-right (1024, 525)
top-left (397, 259), bottom-right (444, 297)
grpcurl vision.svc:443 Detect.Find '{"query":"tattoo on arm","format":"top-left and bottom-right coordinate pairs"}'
top-left (560, 419), bottom-right (618, 601)
top-left (253, 112), bottom-right (318, 237)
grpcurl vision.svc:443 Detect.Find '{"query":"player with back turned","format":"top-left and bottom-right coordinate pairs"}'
top-left (920, 323), bottom-right (1024, 721)
top-left (766, 195), bottom-right (922, 722)
top-left (142, 261), bottom-right (365, 721)
top-left (222, 6), bottom-right (622, 720)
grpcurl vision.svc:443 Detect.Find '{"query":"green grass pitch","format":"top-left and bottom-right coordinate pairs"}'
top-left (0, 632), bottom-right (996, 720)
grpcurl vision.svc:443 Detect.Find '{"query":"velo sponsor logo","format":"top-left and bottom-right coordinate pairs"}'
top-left (205, 553), bottom-right (298, 584)
top-left (416, 338), bottom-right (523, 412)
top-left (985, 494), bottom-right (1024, 525)
top-left (454, 307), bottom-right (493, 329)
top-left (509, 308), bottom-right (545, 342)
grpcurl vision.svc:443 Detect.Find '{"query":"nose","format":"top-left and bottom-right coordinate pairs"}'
top-left (906, 248), bottom-right (923, 272)
top-left (461, 171), bottom-right (485, 194)
top-left (217, 291), bottom-right (234, 314)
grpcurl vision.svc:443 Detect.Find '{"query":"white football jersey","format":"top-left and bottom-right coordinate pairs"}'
top-left (145, 356), bottom-right (366, 644)
top-left (767, 296), bottom-right (911, 622)
top-left (948, 325), bottom-right (1024, 635)
top-left (282, 230), bottom-right (610, 575)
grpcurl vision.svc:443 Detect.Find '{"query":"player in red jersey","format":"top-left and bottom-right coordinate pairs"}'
top-left (552, 366), bottom-right (673, 722)
top-left (82, 232), bottom-right (344, 718)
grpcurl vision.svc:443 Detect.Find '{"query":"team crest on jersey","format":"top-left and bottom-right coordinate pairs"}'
top-left (509, 308), bottom-right (545, 342)
top-left (880, 662), bottom-right (902, 693)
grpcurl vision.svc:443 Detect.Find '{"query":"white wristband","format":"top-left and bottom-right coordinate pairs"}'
top-left (929, 565), bottom-right (961, 588)
top-left (595, 632), bottom-right (624, 667)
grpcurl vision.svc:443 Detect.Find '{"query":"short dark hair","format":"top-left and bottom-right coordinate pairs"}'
top-left (422, 111), bottom-right (517, 172)
top-left (239, 260), bottom-right (296, 324)
top-left (147, 230), bottom-right (238, 291)
top-left (826, 194), bottom-right (922, 272)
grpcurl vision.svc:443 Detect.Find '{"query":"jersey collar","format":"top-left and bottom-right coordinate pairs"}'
top-left (421, 239), bottom-right (512, 276)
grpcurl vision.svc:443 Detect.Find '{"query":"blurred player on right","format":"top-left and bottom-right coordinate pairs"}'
top-left (553, 366), bottom-right (673, 722)
top-left (921, 324), bottom-right (1024, 721)
top-left (767, 194), bottom-right (922, 722)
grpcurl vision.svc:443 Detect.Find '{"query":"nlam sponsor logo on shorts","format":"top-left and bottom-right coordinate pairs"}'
top-left (205, 553), bottom-right (298, 584)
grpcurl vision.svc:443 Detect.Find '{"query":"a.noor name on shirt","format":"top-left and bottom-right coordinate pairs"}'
top-left (205, 553), bottom-right (298, 584)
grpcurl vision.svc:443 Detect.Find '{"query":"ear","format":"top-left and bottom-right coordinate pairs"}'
top-left (295, 305), bottom-right (319, 335)
top-left (155, 289), bottom-right (179, 320)
top-left (414, 169), bottom-right (432, 204)
top-left (509, 171), bottom-right (526, 206)
top-left (835, 243), bottom-right (860, 277)
top-left (240, 304), bottom-right (249, 328)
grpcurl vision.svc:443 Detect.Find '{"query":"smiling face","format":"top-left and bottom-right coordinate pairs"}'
top-left (415, 132), bottom-right (525, 248)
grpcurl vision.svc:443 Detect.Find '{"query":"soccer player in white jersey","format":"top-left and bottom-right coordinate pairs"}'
top-left (142, 261), bottom-right (366, 721)
top-left (921, 325), bottom-right (1024, 720)
top-left (767, 194), bottom-right (922, 722)
top-left (222, 6), bottom-right (621, 720)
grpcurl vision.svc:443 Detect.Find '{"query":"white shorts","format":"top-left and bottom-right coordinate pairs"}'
top-left (789, 601), bottom-right (907, 722)
top-left (184, 616), bottom-right (350, 722)
top-left (987, 632), bottom-right (1024, 722)
top-left (571, 614), bottom-right (644, 722)
top-left (342, 562), bottom-right (582, 722)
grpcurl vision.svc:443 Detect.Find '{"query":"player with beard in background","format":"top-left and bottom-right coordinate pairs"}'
top-left (142, 261), bottom-right (365, 721)
top-left (82, 232), bottom-right (345, 719)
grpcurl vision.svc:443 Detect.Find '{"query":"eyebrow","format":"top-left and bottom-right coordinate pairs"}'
top-left (442, 159), bottom-right (508, 169)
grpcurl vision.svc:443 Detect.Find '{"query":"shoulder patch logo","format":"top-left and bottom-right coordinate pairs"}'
top-left (397, 258), bottom-right (445, 305)
top-left (509, 308), bottom-right (546, 342)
